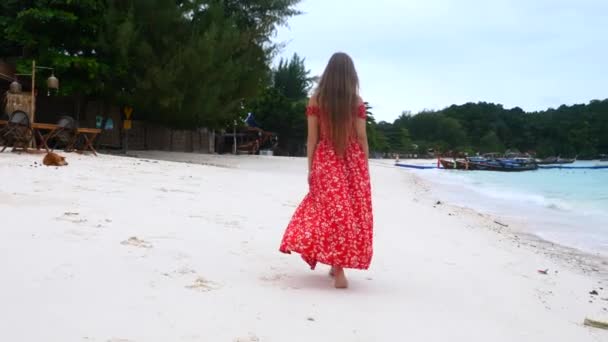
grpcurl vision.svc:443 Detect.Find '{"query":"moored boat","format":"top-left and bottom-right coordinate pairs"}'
top-left (468, 159), bottom-right (538, 172)
top-left (439, 155), bottom-right (538, 172)
top-left (439, 159), bottom-right (460, 169)
top-left (536, 156), bottom-right (577, 165)
top-left (439, 158), bottom-right (474, 170)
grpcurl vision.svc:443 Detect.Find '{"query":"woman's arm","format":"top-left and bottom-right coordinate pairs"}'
top-left (355, 117), bottom-right (369, 159)
top-left (355, 98), bottom-right (369, 159)
top-left (307, 115), bottom-right (319, 173)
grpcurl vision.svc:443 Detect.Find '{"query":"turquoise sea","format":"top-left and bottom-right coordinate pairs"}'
top-left (413, 161), bottom-right (608, 256)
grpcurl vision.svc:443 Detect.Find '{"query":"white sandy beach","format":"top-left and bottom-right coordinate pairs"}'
top-left (1, 151), bottom-right (607, 342)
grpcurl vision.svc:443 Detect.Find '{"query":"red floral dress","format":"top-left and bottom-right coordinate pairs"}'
top-left (279, 104), bottom-right (373, 270)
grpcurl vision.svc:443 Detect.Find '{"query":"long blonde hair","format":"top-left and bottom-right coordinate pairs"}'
top-left (315, 52), bottom-right (360, 155)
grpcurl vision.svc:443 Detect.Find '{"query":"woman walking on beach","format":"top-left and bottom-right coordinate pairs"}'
top-left (279, 52), bottom-right (373, 289)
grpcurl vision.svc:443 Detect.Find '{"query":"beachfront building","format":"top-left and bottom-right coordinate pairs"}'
top-left (1, 59), bottom-right (219, 153)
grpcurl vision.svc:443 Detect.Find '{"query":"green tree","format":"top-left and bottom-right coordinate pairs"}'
top-left (397, 127), bottom-right (412, 153)
top-left (437, 116), bottom-right (467, 150)
top-left (246, 50), bottom-right (314, 155)
top-left (0, 1), bottom-right (32, 58)
top-left (383, 99), bottom-right (608, 158)
top-left (364, 102), bottom-right (389, 153)
top-left (273, 53), bottom-right (311, 100)
top-left (2, 0), bottom-right (301, 130)
top-left (105, 0), bottom-right (301, 129)
top-left (2, 0), bottom-right (108, 100)
top-left (479, 131), bottom-right (505, 153)
top-left (247, 87), bottom-right (306, 155)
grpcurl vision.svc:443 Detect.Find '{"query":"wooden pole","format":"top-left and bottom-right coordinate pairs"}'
top-left (31, 60), bottom-right (35, 124)
top-left (233, 120), bottom-right (237, 155)
top-left (31, 60), bottom-right (37, 149)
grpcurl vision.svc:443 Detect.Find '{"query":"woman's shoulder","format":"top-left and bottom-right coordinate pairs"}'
top-left (356, 95), bottom-right (364, 105)
top-left (356, 96), bottom-right (366, 119)
top-left (308, 96), bottom-right (319, 108)
top-left (306, 96), bottom-right (320, 116)
top-left (306, 95), bottom-right (365, 117)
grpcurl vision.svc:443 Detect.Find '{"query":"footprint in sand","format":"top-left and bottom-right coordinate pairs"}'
top-left (234, 333), bottom-right (260, 342)
top-left (162, 267), bottom-right (196, 279)
top-left (176, 267), bottom-right (196, 275)
top-left (121, 236), bottom-right (153, 249)
top-left (157, 187), bottom-right (195, 194)
top-left (56, 212), bottom-right (88, 224)
top-left (260, 273), bottom-right (287, 282)
top-left (186, 277), bottom-right (222, 292)
top-left (64, 228), bottom-right (96, 239)
top-left (172, 252), bottom-right (191, 261)
top-left (259, 272), bottom-right (300, 290)
top-left (240, 240), bottom-right (253, 253)
top-left (213, 214), bottom-right (243, 230)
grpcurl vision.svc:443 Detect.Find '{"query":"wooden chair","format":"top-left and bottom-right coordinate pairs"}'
top-left (1, 111), bottom-right (33, 152)
top-left (46, 116), bottom-right (77, 150)
top-left (0, 116), bottom-right (9, 147)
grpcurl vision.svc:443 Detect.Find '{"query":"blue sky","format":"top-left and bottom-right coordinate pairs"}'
top-left (274, 0), bottom-right (608, 122)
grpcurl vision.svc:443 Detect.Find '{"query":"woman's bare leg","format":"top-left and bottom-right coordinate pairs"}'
top-left (333, 266), bottom-right (348, 289)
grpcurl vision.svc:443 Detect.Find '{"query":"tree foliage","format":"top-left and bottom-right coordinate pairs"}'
top-left (246, 53), bottom-right (309, 155)
top-left (273, 53), bottom-right (312, 100)
top-left (1, 0), bottom-right (107, 96)
top-left (248, 87), bottom-right (307, 155)
top-left (1, 0), bottom-right (301, 129)
top-left (376, 100), bottom-right (608, 158)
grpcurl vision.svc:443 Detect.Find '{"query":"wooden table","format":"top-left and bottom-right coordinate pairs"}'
top-left (67, 128), bottom-right (102, 156)
top-left (2, 120), bottom-right (101, 155)
top-left (31, 122), bottom-right (61, 152)
top-left (1, 122), bottom-right (58, 152)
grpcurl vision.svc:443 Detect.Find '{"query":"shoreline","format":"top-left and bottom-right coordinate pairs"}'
top-left (1, 151), bottom-right (607, 341)
top-left (391, 158), bottom-right (608, 273)
top-left (403, 165), bottom-right (608, 277)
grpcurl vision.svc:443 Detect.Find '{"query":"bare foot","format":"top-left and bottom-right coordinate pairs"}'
top-left (333, 267), bottom-right (348, 289)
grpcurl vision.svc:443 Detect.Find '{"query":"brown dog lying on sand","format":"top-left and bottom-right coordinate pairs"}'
top-left (43, 152), bottom-right (68, 166)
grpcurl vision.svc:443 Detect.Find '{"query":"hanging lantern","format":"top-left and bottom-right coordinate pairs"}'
top-left (47, 73), bottom-right (59, 90)
top-left (9, 80), bottom-right (22, 93)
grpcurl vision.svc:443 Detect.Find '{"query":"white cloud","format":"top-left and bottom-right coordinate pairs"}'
top-left (274, 0), bottom-right (608, 121)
